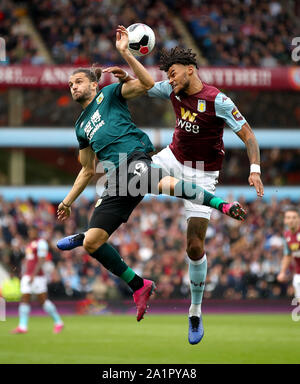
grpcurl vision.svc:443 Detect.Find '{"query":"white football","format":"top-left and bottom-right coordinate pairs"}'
top-left (127, 23), bottom-right (155, 57)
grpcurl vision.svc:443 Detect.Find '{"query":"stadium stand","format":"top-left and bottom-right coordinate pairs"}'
top-left (26, 0), bottom-right (185, 65)
top-left (0, 0), bottom-right (47, 64)
top-left (174, 0), bottom-right (299, 66)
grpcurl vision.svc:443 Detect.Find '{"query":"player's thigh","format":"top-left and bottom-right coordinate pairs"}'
top-left (88, 195), bottom-right (144, 239)
top-left (293, 274), bottom-right (300, 299)
top-left (32, 276), bottom-right (48, 296)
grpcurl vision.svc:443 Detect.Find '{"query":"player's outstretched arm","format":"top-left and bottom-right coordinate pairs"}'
top-left (102, 66), bottom-right (134, 82)
top-left (57, 146), bottom-right (95, 221)
top-left (235, 123), bottom-right (264, 197)
top-left (277, 254), bottom-right (293, 282)
top-left (115, 25), bottom-right (154, 99)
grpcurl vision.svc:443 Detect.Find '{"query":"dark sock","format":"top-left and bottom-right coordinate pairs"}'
top-left (90, 243), bottom-right (143, 291)
top-left (128, 275), bottom-right (144, 291)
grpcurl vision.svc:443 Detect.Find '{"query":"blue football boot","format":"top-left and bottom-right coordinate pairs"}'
top-left (188, 315), bottom-right (204, 345)
top-left (57, 233), bottom-right (85, 251)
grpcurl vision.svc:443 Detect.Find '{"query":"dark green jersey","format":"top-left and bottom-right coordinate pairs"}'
top-left (75, 83), bottom-right (154, 172)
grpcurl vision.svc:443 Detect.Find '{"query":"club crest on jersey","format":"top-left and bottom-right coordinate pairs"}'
top-left (197, 100), bottom-right (206, 113)
top-left (96, 93), bottom-right (104, 104)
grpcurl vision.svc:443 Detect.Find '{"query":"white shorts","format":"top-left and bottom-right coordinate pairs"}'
top-left (293, 274), bottom-right (300, 299)
top-left (20, 275), bottom-right (47, 295)
top-left (152, 146), bottom-right (219, 220)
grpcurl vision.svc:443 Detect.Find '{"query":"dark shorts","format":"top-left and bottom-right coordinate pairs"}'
top-left (88, 151), bottom-right (164, 236)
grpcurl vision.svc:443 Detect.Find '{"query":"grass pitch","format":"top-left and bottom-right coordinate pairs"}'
top-left (1, 314), bottom-right (299, 364)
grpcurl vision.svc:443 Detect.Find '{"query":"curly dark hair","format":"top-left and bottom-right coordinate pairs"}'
top-left (159, 47), bottom-right (198, 72)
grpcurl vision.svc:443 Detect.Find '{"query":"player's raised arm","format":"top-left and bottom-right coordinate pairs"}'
top-left (114, 25), bottom-right (154, 99)
top-left (278, 237), bottom-right (293, 282)
top-left (57, 146), bottom-right (95, 221)
top-left (215, 93), bottom-right (264, 197)
top-left (103, 66), bottom-right (172, 100)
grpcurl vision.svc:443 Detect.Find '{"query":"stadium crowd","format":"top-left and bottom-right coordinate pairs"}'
top-left (26, 0), bottom-right (184, 66)
top-left (0, 195), bottom-right (297, 302)
top-left (0, 0), bottom-right (46, 65)
top-left (176, 0), bottom-right (298, 66)
top-left (3, 0), bottom-right (298, 67)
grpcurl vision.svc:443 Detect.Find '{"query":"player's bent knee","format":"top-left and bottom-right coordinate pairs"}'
top-left (83, 228), bottom-right (109, 254)
top-left (83, 238), bottom-right (106, 254)
top-left (187, 239), bottom-right (205, 261)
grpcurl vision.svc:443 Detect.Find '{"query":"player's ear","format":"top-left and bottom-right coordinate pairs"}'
top-left (92, 81), bottom-right (98, 92)
top-left (187, 65), bottom-right (194, 76)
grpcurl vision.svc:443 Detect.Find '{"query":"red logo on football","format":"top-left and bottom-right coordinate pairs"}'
top-left (139, 46), bottom-right (149, 55)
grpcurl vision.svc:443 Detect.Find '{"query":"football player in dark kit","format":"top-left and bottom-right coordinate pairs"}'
top-left (57, 27), bottom-right (246, 328)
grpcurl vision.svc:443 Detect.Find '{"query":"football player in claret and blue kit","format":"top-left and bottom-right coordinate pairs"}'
top-left (56, 28), bottom-right (246, 328)
top-left (12, 226), bottom-right (64, 334)
top-left (105, 46), bottom-right (263, 344)
top-left (278, 209), bottom-right (300, 304)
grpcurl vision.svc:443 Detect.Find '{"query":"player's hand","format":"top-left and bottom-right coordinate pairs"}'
top-left (28, 276), bottom-right (34, 284)
top-left (116, 25), bottom-right (129, 54)
top-left (248, 173), bottom-right (264, 197)
top-left (102, 67), bottom-right (132, 82)
top-left (57, 202), bottom-right (71, 221)
top-left (277, 272), bottom-right (287, 283)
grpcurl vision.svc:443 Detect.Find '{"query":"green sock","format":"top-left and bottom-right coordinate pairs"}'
top-left (90, 243), bottom-right (143, 290)
top-left (173, 180), bottom-right (226, 209)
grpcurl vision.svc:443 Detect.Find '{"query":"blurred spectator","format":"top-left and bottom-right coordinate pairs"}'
top-left (1, 0), bottom-right (47, 64)
top-left (27, 0), bottom-right (185, 65)
top-left (0, 270), bottom-right (21, 302)
top-left (176, 0), bottom-right (298, 66)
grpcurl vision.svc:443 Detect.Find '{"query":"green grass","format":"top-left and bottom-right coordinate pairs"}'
top-left (0, 314), bottom-right (299, 364)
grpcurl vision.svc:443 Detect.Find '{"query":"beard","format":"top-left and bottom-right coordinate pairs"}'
top-left (72, 86), bottom-right (93, 104)
top-left (175, 77), bottom-right (190, 97)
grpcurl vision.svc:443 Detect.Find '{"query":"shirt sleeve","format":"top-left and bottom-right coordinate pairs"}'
top-left (283, 238), bottom-right (291, 256)
top-left (215, 92), bottom-right (247, 133)
top-left (76, 132), bottom-right (89, 150)
top-left (147, 81), bottom-right (172, 99)
top-left (112, 82), bottom-right (125, 101)
top-left (37, 239), bottom-right (48, 258)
